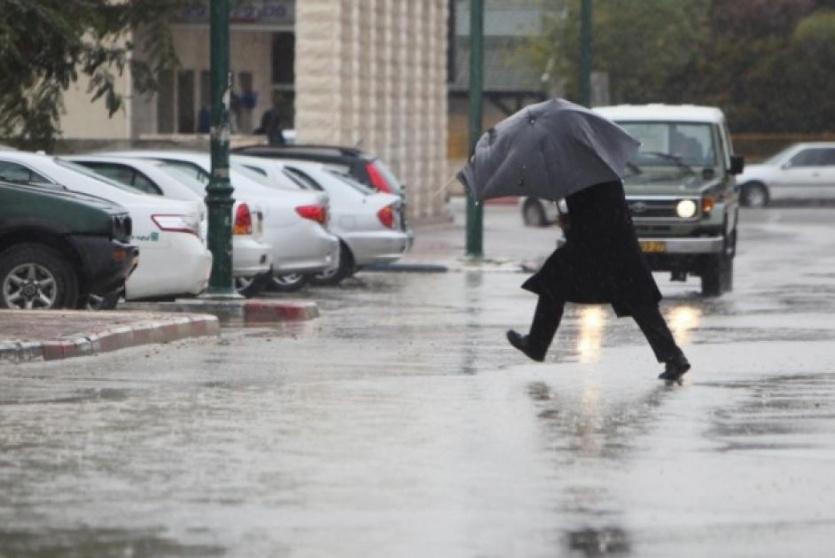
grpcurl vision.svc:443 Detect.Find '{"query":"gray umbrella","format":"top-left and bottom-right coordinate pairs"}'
top-left (457, 98), bottom-right (640, 202)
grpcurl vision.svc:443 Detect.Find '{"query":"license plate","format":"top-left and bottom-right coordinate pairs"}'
top-left (640, 240), bottom-right (666, 253)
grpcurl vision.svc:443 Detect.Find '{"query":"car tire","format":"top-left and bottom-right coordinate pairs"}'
top-left (309, 242), bottom-right (355, 286)
top-left (522, 199), bottom-right (547, 227)
top-left (741, 182), bottom-right (769, 208)
top-left (235, 271), bottom-right (270, 298)
top-left (0, 243), bottom-right (79, 310)
top-left (269, 272), bottom-right (309, 292)
top-left (701, 249), bottom-right (733, 298)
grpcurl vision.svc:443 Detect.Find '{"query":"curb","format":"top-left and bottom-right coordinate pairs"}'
top-left (0, 313), bottom-right (219, 364)
top-left (123, 299), bottom-right (320, 325)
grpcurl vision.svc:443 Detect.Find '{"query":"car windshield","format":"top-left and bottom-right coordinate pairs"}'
top-left (327, 169), bottom-right (376, 196)
top-left (156, 164), bottom-right (209, 196)
top-left (232, 162), bottom-right (271, 186)
top-left (762, 145), bottom-right (800, 166)
top-left (54, 158), bottom-right (138, 193)
top-left (157, 161), bottom-right (210, 187)
top-left (618, 122), bottom-right (717, 179)
top-left (371, 159), bottom-right (403, 194)
top-left (283, 167), bottom-right (324, 191)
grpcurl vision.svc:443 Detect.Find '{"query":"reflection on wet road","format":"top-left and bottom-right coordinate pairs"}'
top-left (2, 208), bottom-right (835, 556)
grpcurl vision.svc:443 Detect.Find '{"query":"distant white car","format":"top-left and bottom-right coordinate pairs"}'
top-left (234, 155), bottom-right (413, 284)
top-left (0, 152), bottom-right (212, 303)
top-left (736, 142), bottom-right (835, 207)
top-left (519, 197), bottom-right (560, 227)
top-left (100, 150), bottom-right (340, 292)
top-left (66, 155), bottom-right (273, 297)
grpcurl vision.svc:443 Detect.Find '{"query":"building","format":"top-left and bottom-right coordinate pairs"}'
top-left (57, 0), bottom-right (450, 221)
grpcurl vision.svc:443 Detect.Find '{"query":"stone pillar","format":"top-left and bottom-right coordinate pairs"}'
top-left (295, 0), bottom-right (450, 221)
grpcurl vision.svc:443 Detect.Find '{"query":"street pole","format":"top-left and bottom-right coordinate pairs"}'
top-left (579, 0), bottom-right (593, 107)
top-left (466, 0), bottom-right (484, 258)
top-left (205, 0), bottom-right (238, 297)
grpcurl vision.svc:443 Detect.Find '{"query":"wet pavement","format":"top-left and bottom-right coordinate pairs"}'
top-left (2, 204), bottom-right (835, 556)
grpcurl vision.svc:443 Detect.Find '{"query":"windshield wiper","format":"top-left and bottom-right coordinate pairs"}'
top-left (644, 151), bottom-right (695, 175)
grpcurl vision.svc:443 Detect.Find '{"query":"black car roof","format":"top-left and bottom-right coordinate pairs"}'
top-left (234, 144), bottom-right (374, 160)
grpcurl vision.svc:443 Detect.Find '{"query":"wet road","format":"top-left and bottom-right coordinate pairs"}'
top-left (2, 206), bottom-right (835, 556)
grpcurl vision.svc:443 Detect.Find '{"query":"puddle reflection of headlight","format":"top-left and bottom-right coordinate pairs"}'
top-left (668, 305), bottom-right (702, 345)
top-left (577, 306), bottom-right (606, 363)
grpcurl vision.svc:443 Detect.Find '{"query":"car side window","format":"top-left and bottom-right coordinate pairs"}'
top-left (820, 149), bottom-right (835, 166)
top-left (788, 149), bottom-right (824, 168)
top-left (0, 161), bottom-right (51, 184)
top-left (86, 163), bottom-right (135, 187)
top-left (132, 172), bottom-right (163, 195)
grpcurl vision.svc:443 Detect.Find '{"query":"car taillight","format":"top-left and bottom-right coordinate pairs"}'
top-left (151, 214), bottom-right (200, 236)
top-left (233, 203), bottom-right (253, 235)
top-left (377, 205), bottom-right (395, 229)
top-left (365, 162), bottom-right (392, 193)
top-left (296, 204), bottom-right (328, 225)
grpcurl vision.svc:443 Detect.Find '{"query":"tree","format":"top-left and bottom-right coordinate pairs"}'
top-left (0, 0), bottom-right (182, 150)
top-left (532, 0), bottom-right (710, 104)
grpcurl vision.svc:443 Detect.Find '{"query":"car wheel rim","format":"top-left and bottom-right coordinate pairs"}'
top-left (524, 205), bottom-right (541, 225)
top-left (747, 188), bottom-right (766, 207)
top-left (273, 274), bottom-right (303, 286)
top-left (2, 263), bottom-right (58, 309)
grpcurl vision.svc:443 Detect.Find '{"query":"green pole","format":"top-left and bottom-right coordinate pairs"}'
top-left (205, 0), bottom-right (238, 297)
top-left (579, 0), bottom-right (593, 107)
top-left (466, 0), bottom-right (484, 258)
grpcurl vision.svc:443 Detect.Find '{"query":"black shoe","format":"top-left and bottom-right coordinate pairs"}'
top-left (658, 353), bottom-right (691, 381)
top-left (506, 330), bottom-right (546, 362)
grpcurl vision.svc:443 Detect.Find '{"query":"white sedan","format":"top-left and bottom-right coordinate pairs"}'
top-left (100, 150), bottom-right (340, 292)
top-left (233, 155), bottom-right (413, 284)
top-left (737, 142), bottom-right (835, 207)
top-left (65, 155), bottom-right (273, 297)
top-left (0, 152), bottom-right (212, 302)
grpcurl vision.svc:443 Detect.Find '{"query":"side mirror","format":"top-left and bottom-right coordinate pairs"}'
top-left (729, 155), bottom-right (745, 175)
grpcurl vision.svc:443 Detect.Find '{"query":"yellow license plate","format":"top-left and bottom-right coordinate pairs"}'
top-left (640, 240), bottom-right (666, 253)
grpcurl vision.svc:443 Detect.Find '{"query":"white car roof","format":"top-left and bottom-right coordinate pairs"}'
top-left (594, 104), bottom-right (726, 124)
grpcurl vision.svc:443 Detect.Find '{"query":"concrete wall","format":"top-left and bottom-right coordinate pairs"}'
top-left (295, 0), bottom-right (450, 221)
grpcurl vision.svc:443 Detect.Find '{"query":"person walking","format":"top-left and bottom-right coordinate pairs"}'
top-left (457, 97), bottom-right (691, 381)
top-left (506, 179), bottom-right (691, 380)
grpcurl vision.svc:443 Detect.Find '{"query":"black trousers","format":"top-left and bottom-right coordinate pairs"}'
top-left (527, 295), bottom-right (683, 363)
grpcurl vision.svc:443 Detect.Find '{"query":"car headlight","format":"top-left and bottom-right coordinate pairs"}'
top-left (676, 199), bottom-right (698, 219)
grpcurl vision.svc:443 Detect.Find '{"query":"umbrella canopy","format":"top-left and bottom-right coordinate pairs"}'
top-left (458, 98), bottom-right (640, 202)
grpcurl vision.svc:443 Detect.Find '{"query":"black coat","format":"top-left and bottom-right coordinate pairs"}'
top-left (522, 180), bottom-right (661, 317)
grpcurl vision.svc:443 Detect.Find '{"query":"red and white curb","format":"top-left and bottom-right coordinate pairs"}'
top-left (0, 314), bottom-right (219, 364)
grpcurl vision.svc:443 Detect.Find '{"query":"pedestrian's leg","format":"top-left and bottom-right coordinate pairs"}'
top-left (630, 304), bottom-right (682, 363)
top-left (507, 295), bottom-right (565, 362)
top-left (527, 295), bottom-right (564, 358)
top-left (630, 304), bottom-right (691, 379)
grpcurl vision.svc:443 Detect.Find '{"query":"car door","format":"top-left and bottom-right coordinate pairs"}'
top-left (817, 148), bottom-right (835, 199)
top-left (771, 148), bottom-right (827, 200)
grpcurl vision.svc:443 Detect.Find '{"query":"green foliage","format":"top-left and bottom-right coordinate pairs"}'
top-left (0, 0), bottom-right (182, 150)
top-left (532, 0), bottom-right (835, 133)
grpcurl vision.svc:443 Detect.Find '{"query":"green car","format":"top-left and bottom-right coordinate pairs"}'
top-left (594, 104), bottom-right (746, 297)
top-left (0, 180), bottom-right (138, 310)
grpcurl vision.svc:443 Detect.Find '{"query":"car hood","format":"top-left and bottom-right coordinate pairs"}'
top-left (1, 181), bottom-right (128, 215)
top-left (622, 174), bottom-right (721, 197)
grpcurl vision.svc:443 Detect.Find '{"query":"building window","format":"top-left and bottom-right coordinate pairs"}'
top-left (271, 32), bottom-right (295, 85)
top-left (177, 70), bottom-right (195, 133)
top-left (157, 70), bottom-right (175, 134)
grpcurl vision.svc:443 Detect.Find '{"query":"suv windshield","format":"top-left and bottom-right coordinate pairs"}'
top-left (618, 122), bottom-right (717, 179)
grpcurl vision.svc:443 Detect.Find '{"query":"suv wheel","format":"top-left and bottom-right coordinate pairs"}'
top-left (522, 199), bottom-right (547, 227)
top-left (741, 182), bottom-right (769, 208)
top-left (0, 243), bottom-right (79, 309)
top-left (701, 230), bottom-right (735, 297)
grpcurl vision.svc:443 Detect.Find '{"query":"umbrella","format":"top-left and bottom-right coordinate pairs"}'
top-left (457, 98), bottom-right (640, 203)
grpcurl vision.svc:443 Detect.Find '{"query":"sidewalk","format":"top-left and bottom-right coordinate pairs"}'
top-left (0, 310), bottom-right (219, 364)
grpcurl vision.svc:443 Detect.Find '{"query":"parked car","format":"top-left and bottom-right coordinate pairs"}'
top-left (736, 142), bottom-right (835, 207)
top-left (232, 144), bottom-right (406, 197)
top-left (519, 197), bottom-right (560, 227)
top-left (0, 180), bottom-right (137, 310)
top-left (233, 155), bottom-right (413, 284)
top-left (66, 155), bottom-right (273, 297)
top-left (100, 151), bottom-right (340, 292)
top-left (0, 152), bottom-right (212, 303)
top-left (592, 104), bottom-right (745, 296)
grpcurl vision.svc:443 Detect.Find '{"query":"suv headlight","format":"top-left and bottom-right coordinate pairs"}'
top-left (676, 199), bottom-right (698, 219)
